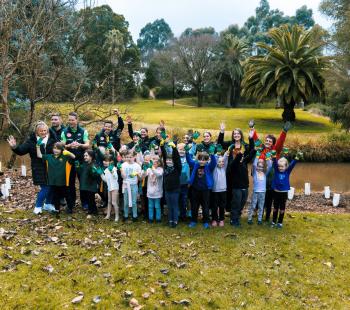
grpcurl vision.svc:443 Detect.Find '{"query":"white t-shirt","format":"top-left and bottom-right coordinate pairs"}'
top-left (121, 162), bottom-right (141, 185)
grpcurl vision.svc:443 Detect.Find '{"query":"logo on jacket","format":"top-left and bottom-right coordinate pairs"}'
top-left (66, 133), bottom-right (72, 137)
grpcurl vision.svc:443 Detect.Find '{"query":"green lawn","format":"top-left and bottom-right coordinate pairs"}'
top-left (42, 99), bottom-right (337, 136)
top-left (1, 209), bottom-right (349, 309)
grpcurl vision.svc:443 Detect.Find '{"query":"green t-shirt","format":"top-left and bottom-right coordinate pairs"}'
top-left (42, 154), bottom-right (71, 186)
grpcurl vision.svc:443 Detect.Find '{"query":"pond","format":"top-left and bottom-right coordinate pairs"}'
top-left (1, 142), bottom-right (349, 193)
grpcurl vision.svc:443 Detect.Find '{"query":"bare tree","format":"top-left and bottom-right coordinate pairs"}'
top-left (0, 0), bottom-right (77, 133)
top-left (174, 34), bottom-right (217, 107)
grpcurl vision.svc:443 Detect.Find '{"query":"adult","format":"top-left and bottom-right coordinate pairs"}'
top-left (195, 131), bottom-right (215, 155)
top-left (49, 113), bottom-right (65, 142)
top-left (225, 128), bottom-right (255, 227)
top-left (127, 115), bottom-right (151, 153)
top-left (93, 109), bottom-right (124, 152)
top-left (7, 122), bottom-right (57, 214)
top-left (61, 112), bottom-right (90, 208)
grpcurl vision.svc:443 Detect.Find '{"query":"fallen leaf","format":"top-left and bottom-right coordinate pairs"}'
top-left (264, 279), bottom-right (271, 285)
top-left (142, 292), bottom-right (150, 299)
top-left (124, 290), bottom-right (133, 298)
top-left (92, 296), bottom-right (101, 304)
top-left (274, 259), bottom-right (281, 266)
top-left (43, 265), bottom-right (54, 273)
top-left (71, 295), bottom-right (83, 304)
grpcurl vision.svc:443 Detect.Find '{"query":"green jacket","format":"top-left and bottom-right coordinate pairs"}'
top-left (42, 154), bottom-right (72, 186)
top-left (77, 162), bottom-right (99, 192)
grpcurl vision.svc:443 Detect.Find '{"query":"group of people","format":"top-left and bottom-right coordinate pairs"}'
top-left (7, 109), bottom-right (302, 229)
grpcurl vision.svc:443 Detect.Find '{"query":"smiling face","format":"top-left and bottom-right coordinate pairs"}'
top-left (51, 116), bottom-right (61, 128)
top-left (132, 135), bottom-right (140, 143)
top-left (140, 128), bottom-right (148, 139)
top-left (265, 137), bottom-right (274, 149)
top-left (84, 151), bottom-right (92, 163)
top-left (103, 159), bottom-right (111, 167)
top-left (36, 125), bottom-right (48, 138)
top-left (53, 146), bottom-right (62, 156)
top-left (233, 130), bottom-right (242, 142)
top-left (144, 154), bottom-right (151, 164)
top-left (257, 160), bottom-right (265, 172)
top-left (278, 158), bottom-right (288, 172)
top-left (166, 158), bottom-right (174, 167)
top-left (68, 115), bottom-right (78, 128)
top-left (177, 143), bottom-right (185, 157)
top-left (183, 135), bottom-right (190, 144)
top-left (217, 157), bottom-right (225, 168)
top-left (203, 132), bottom-right (211, 144)
top-left (103, 122), bottom-right (113, 135)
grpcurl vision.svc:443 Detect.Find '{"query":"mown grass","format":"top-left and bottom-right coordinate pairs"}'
top-left (38, 99), bottom-right (336, 136)
top-left (0, 208), bottom-right (349, 309)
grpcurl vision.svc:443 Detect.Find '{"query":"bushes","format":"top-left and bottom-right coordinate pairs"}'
top-left (138, 85), bottom-right (150, 99)
top-left (304, 103), bottom-right (331, 117)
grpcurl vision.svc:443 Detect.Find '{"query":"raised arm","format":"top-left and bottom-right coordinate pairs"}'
top-left (8, 135), bottom-right (31, 156)
top-left (126, 115), bottom-right (133, 140)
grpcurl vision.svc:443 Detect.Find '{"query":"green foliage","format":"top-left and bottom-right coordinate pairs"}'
top-left (143, 60), bottom-right (161, 88)
top-left (242, 25), bottom-right (329, 121)
top-left (139, 85), bottom-right (150, 99)
top-left (137, 19), bottom-right (174, 64)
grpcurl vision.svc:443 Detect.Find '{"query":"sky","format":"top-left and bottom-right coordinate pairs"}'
top-left (78, 0), bottom-right (332, 41)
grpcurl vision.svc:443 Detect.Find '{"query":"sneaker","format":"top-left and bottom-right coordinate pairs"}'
top-left (188, 222), bottom-right (197, 228)
top-left (270, 222), bottom-right (276, 228)
top-left (86, 215), bottom-right (92, 220)
top-left (122, 217), bottom-right (128, 222)
top-left (203, 223), bottom-right (210, 229)
top-left (247, 220), bottom-right (253, 225)
top-left (114, 217), bottom-right (119, 223)
top-left (43, 204), bottom-right (57, 213)
top-left (33, 207), bottom-right (42, 215)
top-left (211, 221), bottom-right (218, 227)
top-left (277, 223), bottom-right (283, 229)
top-left (219, 220), bottom-right (224, 227)
top-left (257, 221), bottom-right (262, 225)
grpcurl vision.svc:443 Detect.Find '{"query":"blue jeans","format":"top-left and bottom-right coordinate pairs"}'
top-left (35, 185), bottom-right (51, 209)
top-left (165, 190), bottom-right (180, 224)
top-left (123, 183), bottom-right (138, 218)
top-left (179, 184), bottom-right (188, 219)
top-left (248, 192), bottom-right (266, 221)
top-left (148, 198), bottom-right (161, 221)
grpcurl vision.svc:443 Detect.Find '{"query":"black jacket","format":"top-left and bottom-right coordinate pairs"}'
top-left (49, 125), bottom-right (65, 142)
top-left (127, 123), bottom-right (151, 153)
top-left (161, 145), bottom-right (182, 192)
top-left (226, 138), bottom-right (255, 189)
top-left (12, 133), bottom-right (56, 185)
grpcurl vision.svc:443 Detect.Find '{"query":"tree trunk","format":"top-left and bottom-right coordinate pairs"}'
top-left (172, 76), bottom-right (175, 107)
top-left (0, 77), bottom-right (10, 132)
top-left (197, 87), bottom-right (203, 107)
top-left (112, 69), bottom-right (115, 104)
top-left (225, 83), bottom-right (232, 108)
top-left (282, 97), bottom-right (296, 122)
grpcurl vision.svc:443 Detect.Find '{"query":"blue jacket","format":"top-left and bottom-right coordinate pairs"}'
top-left (186, 153), bottom-right (217, 190)
top-left (180, 156), bottom-right (190, 185)
top-left (272, 158), bottom-right (297, 191)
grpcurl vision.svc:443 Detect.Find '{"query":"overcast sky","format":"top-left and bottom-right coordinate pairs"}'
top-left (79, 0), bottom-right (332, 41)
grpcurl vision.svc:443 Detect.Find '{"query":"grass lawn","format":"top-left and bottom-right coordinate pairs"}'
top-left (1, 208), bottom-right (349, 309)
top-left (40, 99), bottom-right (337, 137)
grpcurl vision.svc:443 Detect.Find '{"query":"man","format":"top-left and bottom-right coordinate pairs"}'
top-left (49, 113), bottom-right (65, 141)
top-left (61, 112), bottom-right (90, 210)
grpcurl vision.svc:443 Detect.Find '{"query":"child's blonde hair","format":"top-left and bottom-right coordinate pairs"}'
top-left (152, 155), bottom-right (163, 167)
top-left (278, 157), bottom-right (289, 168)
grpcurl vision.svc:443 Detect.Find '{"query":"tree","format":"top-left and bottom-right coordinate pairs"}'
top-left (216, 34), bottom-right (250, 107)
top-left (137, 19), bottom-right (173, 64)
top-left (242, 25), bottom-right (329, 121)
top-left (181, 27), bottom-right (217, 38)
top-left (104, 29), bottom-right (125, 104)
top-left (0, 0), bottom-right (77, 133)
top-left (77, 5), bottom-right (140, 100)
top-left (175, 34), bottom-right (217, 107)
top-left (293, 5), bottom-right (315, 29)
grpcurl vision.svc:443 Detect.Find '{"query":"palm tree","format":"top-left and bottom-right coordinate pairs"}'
top-left (104, 29), bottom-right (125, 104)
top-left (242, 25), bottom-right (329, 121)
top-left (217, 34), bottom-right (250, 107)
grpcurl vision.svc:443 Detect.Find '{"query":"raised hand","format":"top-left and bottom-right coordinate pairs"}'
top-left (295, 151), bottom-right (303, 160)
top-left (113, 108), bottom-right (119, 116)
top-left (248, 119), bottom-right (255, 128)
top-left (219, 122), bottom-right (225, 132)
top-left (159, 120), bottom-right (165, 128)
top-left (126, 115), bottom-right (132, 124)
top-left (7, 135), bottom-right (17, 148)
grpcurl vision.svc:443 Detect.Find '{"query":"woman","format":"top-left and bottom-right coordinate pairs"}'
top-left (7, 121), bottom-right (57, 214)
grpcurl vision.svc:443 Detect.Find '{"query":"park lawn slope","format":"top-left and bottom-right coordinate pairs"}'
top-left (0, 209), bottom-right (349, 309)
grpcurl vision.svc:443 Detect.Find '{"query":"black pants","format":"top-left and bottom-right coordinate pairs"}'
top-left (51, 185), bottom-right (74, 213)
top-left (230, 188), bottom-right (248, 224)
top-left (80, 190), bottom-right (97, 215)
top-left (212, 192), bottom-right (226, 221)
top-left (264, 189), bottom-right (274, 221)
top-left (191, 189), bottom-right (210, 223)
top-left (272, 191), bottom-right (288, 224)
top-left (68, 166), bottom-right (77, 207)
top-left (141, 185), bottom-right (148, 219)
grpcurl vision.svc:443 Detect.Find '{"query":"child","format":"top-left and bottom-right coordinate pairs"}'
top-left (36, 142), bottom-right (75, 213)
top-left (186, 149), bottom-right (217, 229)
top-left (76, 149), bottom-right (101, 218)
top-left (121, 150), bottom-right (141, 221)
top-left (143, 155), bottom-right (164, 223)
top-left (271, 150), bottom-right (302, 228)
top-left (100, 154), bottom-right (119, 222)
top-left (161, 142), bottom-right (182, 228)
top-left (247, 153), bottom-right (272, 225)
top-left (211, 152), bottom-right (228, 227)
top-left (140, 152), bottom-right (152, 220)
top-left (177, 143), bottom-right (190, 221)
